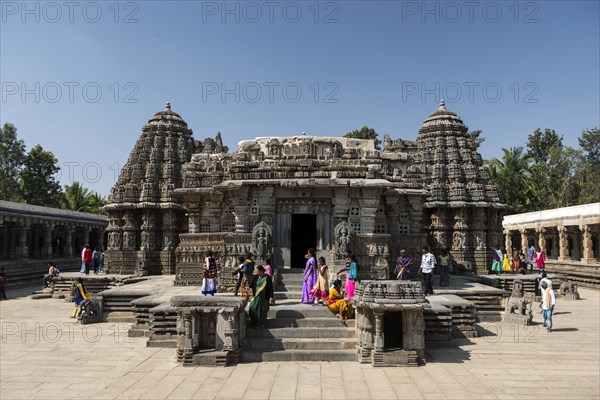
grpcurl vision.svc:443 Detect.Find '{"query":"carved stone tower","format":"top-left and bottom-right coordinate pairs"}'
top-left (104, 102), bottom-right (195, 275)
top-left (412, 100), bottom-right (508, 273)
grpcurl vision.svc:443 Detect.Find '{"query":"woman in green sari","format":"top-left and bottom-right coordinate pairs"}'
top-left (249, 265), bottom-right (273, 329)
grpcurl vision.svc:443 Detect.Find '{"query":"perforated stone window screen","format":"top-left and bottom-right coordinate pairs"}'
top-left (375, 224), bottom-right (387, 234)
top-left (399, 224), bottom-right (409, 234)
top-left (350, 223), bottom-right (361, 233)
top-left (222, 221), bottom-right (235, 232)
top-left (199, 224), bottom-right (211, 233)
top-left (350, 207), bottom-right (360, 216)
top-left (251, 207), bottom-right (259, 215)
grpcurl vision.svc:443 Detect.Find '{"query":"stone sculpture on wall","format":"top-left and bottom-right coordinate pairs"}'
top-left (334, 221), bottom-right (353, 259)
top-left (252, 221), bottom-right (272, 261)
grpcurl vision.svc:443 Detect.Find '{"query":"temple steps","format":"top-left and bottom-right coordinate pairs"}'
top-left (245, 337), bottom-right (356, 351)
top-left (240, 269), bottom-right (357, 363)
top-left (240, 349), bottom-right (357, 362)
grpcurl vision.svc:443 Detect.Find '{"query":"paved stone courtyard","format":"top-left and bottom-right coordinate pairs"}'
top-left (1, 286), bottom-right (599, 400)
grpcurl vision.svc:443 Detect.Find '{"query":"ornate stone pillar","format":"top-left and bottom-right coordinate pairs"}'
top-left (63, 227), bottom-right (74, 257)
top-left (41, 224), bottom-right (54, 258)
top-left (581, 224), bottom-right (595, 264)
top-left (82, 228), bottom-right (90, 246)
top-left (504, 229), bottom-right (512, 253)
top-left (557, 225), bottom-right (570, 261)
top-left (97, 228), bottom-right (105, 250)
top-left (520, 228), bottom-right (528, 253)
top-left (332, 187), bottom-right (351, 225)
top-left (374, 311), bottom-right (384, 352)
top-left (408, 196), bottom-right (424, 234)
top-left (15, 222), bottom-right (30, 259)
top-left (537, 227), bottom-right (546, 251)
top-left (7, 225), bottom-right (16, 259)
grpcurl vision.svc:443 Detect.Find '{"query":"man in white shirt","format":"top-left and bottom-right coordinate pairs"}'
top-left (540, 281), bottom-right (556, 332)
top-left (419, 246), bottom-right (437, 295)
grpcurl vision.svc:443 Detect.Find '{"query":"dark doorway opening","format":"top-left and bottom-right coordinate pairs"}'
top-left (291, 214), bottom-right (317, 269)
top-left (384, 312), bottom-right (403, 349)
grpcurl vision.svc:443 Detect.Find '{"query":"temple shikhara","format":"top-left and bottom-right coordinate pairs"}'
top-left (104, 101), bottom-right (508, 288)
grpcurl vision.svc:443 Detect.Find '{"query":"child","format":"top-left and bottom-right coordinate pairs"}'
top-left (310, 257), bottom-right (329, 304)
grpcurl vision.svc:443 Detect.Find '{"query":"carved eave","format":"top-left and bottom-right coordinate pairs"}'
top-left (102, 202), bottom-right (184, 211)
top-left (210, 178), bottom-right (394, 190)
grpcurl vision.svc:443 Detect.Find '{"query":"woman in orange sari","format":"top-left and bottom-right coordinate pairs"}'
top-left (326, 280), bottom-right (354, 320)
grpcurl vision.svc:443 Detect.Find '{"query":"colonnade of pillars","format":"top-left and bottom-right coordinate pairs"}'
top-left (504, 224), bottom-right (599, 264)
top-left (0, 220), bottom-right (105, 261)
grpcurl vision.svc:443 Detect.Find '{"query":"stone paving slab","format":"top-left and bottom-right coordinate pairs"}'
top-left (1, 285), bottom-right (599, 400)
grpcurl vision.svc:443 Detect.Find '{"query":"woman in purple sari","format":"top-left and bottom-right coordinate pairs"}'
top-left (301, 248), bottom-right (317, 304)
top-left (395, 250), bottom-right (412, 280)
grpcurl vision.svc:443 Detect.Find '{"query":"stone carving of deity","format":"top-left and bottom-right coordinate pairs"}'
top-left (334, 221), bottom-right (353, 258)
top-left (123, 232), bottom-right (136, 250)
top-left (452, 231), bottom-right (466, 250)
top-left (252, 222), bottom-right (272, 260)
top-left (140, 231), bottom-right (151, 250)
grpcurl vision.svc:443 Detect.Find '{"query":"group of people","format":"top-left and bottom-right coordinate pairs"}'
top-left (394, 246), bottom-right (454, 295)
top-left (301, 247), bottom-right (357, 320)
top-left (491, 244), bottom-right (546, 276)
top-left (81, 244), bottom-right (104, 275)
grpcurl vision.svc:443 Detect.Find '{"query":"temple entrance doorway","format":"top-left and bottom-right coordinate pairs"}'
top-left (291, 214), bottom-right (317, 269)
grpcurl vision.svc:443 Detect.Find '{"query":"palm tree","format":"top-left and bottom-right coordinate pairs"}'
top-left (87, 192), bottom-right (107, 214)
top-left (487, 147), bottom-right (534, 212)
top-left (62, 182), bottom-right (90, 212)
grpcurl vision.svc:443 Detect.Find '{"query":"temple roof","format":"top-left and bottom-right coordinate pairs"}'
top-left (144, 102), bottom-right (192, 132)
top-left (419, 100), bottom-right (467, 134)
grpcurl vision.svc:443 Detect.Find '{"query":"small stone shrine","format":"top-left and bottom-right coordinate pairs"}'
top-left (105, 101), bottom-right (508, 284)
top-left (353, 280), bottom-right (427, 366)
top-left (171, 295), bottom-right (248, 366)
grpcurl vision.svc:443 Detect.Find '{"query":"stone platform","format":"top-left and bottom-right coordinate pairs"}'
top-left (2, 283), bottom-right (599, 399)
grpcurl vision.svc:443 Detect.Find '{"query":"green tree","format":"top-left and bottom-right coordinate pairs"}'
top-left (0, 123), bottom-right (26, 201)
top-left (61, 182), bottom-right (91, 211)
top-left (344, 126), bottom-right (381, 150)
top-left (20, 145), bottom-right (62, 207)
top-left (487, 147), bottom-right (533, 213)
top-left (579, 127), bottom-right (600, 166)
top-left (576, 128), bottom-right (600, 203)
top-left (86, 191), bottom-right (108, 214)
top-left (468, 130), bottom-right (485, 150)
top-left (61, 182), bottom-right (107, 214)
top-left (526, 128), bottom-right (563, 164)
top-left (526, 128), bottom-right (580, 209)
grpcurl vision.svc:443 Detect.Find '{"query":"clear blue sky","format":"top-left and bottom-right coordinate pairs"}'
top-left (2, 0), bottom-right (599, 197)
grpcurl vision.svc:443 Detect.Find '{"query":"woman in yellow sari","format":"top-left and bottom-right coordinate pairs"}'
top-left (502, 251), bottom-right (512, 272)
top-left (249, 265), bottom-right (273, 329)
top-left (326, 280), bottom-right (354, 320)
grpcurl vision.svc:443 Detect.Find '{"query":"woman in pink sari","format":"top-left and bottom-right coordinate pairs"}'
top-left (301, 248), bottom-right (317, 304)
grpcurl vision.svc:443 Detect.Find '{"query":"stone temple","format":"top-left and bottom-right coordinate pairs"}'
top-left (104, 101), bottom-right (508, 287)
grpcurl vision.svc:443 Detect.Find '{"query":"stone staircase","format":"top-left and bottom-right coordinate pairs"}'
top-left (241, 269), bottom-right (357, 362)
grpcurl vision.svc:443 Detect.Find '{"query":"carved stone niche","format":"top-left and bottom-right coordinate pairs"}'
top-left (353, 280), bottom-right (427, 367)
top-left (251, 221), bottom-right (272, 262)
top-left (171, 296), bottom-right (248, 366)
top-left (334, 221), bottom-right (354, 259)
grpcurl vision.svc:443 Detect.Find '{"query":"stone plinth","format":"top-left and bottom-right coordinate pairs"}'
top-left (171, 295), bottom-right (248, 366)
top-left (353, 280), bottom-right (427, 367)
